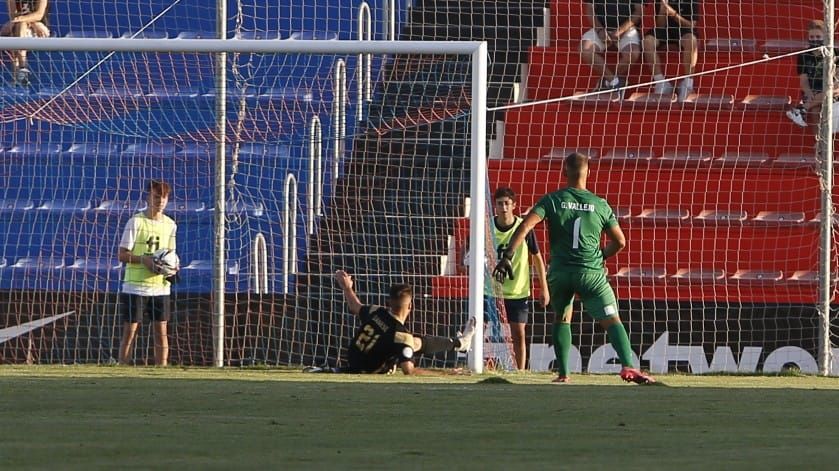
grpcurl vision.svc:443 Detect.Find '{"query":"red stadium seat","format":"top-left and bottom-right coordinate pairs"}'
top-left (731, 269), bottom-right (784, 282)
top-left (673, 268), bottom-right (727, 281)
top-left (695, 210), bottom-right (749, 223)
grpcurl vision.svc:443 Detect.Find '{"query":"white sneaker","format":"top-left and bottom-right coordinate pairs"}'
top-left (456, 317), bottom-right (477, 352)
top-left (677, 78), bottom-right (694, 102)
top-left (785, 107), bottom-right (808, 127)
top-left (609, 76), bottom-right (626, 100)
top-left (654, 79), bottom-right (674, 95)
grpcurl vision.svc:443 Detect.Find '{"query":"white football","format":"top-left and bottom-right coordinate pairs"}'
top-left (152, 249), bottom-right (180, 276)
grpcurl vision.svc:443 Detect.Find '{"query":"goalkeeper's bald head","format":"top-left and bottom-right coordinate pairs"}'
top-left (564, 152), bottom-right (590, 180)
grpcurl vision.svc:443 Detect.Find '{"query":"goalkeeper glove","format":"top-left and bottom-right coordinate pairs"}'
top-left (493, 245), bottom-right (515, 283)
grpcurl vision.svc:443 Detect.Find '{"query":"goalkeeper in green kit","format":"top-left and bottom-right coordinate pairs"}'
top-left (493, 153), bottom-right (655, 384)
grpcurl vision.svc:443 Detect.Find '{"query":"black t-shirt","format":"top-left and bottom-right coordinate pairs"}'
top-left (346, 305), bottom-right (415, 373)
top-left (585, 0), bottom-right (643, 30)
top-left (797, 49), bottom-right (839, 93)
top-left (657, 0), bottom-right (700, 24)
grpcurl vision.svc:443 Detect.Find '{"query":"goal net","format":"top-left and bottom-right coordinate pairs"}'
top-left (0, 30), bottom-right (490, 370)
top-left (0, 0), bottom-right (836, 376)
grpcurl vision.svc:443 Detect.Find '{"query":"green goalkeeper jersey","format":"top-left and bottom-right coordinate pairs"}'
top-left (531, 187), bottom-right (618, 273)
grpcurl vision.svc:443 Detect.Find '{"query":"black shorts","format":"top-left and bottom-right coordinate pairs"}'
top-left (646, 25), bottom-right (698, 44)
top-left (503, 298), bottom-right (530, 324)
top-left (120, 293), bottom-right (171, 323)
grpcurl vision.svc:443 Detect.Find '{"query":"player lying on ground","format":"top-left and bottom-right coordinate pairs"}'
top-left (310, 270), bottom-right (475, 375)
top-left (493, 153), bottom-right (655, 385)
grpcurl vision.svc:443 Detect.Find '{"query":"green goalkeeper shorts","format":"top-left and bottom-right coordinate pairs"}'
top-left (548, 270), bottom-right (618, 321)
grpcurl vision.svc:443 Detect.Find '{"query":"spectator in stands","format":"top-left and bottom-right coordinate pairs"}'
top-left (643, 0), bottom-right (700, 101)
top-left (786, 20), bottom-right (839, 128)
top-left (580, 0), bottom-right (644, 98)
top-left (0, 0), bottom-right (50, 86)
top-left (117, 180), bottom-right (178, 367)
top-left (492, 187), bottom-right (549, 371)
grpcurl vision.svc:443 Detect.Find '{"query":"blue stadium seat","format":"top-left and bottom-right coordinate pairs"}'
top-left (120, 31), bottom-right (169, 39)
top-left (168, 201), bottom-right (210, 224)
top-left (289, 31), bottom-right (339, 41)
top-left (37, 200), bottom-right (93, 212)
top-left (177, 259), bottom-right (245, 292)
top-left (0, 199), bottom-right (35, 212)
top-left (176, 31), bottom-right (215, 39)
top-left (177, 143), bottom-right (232, 159)
top-left (65, 258), bottom-right (123, 291)
top-left (237, 142), bottom-right (293, 158)
top-left (96, 200), bottom-right (147, 213)
top-left (223, 201), bottom-right (265, 217)
top-left (122, 142), bottom-right (178, 156)
top-left (12, 256), bottom-right (69, 269)
top-left (168, 201), bottom-right (206, 214)
top-left (7, 143), bottom-right (65, 156)
top-left (254, 87), bottom-right (325, 105)
top-left (69, 258), bottom-right (122, 271)
top-left (182, 259), bottom-right (212, 271)
top-left (91, 86), bottom-right (144, 98)
top-left (35, 86), bottom-right (84, 98)
top-left (66, 143), bottom-right (124, 156)
top-left (146, 84), bottom-right (203, 98)
top-left (0, 86), bottom-right (33, 109)
top-left (234, 31), bottom-right (283, 40)
top-left (65, 30), bottom-right (113, 38)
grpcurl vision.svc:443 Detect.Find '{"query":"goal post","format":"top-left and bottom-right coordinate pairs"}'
top-left (817, 0), bottom-right (835, 376)
top-left (0, 37), bottom-right (489, 372)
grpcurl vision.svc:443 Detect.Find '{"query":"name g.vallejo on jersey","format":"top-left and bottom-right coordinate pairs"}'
top-left (560, 201), bottom-right (595, 212)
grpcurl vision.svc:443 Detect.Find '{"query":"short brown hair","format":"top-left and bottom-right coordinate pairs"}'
top-left (388, 284), bottom-right (412, 308)
top-left (564, 152), bottom-right (590, 179)
top-left (808, 20), bottom-right (826, 31)
top-left (147, 180), bottom-right (172, 197)
top-left (494, 187), bottom-right (516, 202)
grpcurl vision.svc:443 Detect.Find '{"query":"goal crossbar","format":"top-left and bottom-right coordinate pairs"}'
top-left (0, 38), bottom-right (485, 55)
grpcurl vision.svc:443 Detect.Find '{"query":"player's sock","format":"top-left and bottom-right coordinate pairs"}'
top-left (606, 323), bottom-right (635, 368)
top-left (552, 322), bottom-right (572, 376)
top-left (419, 335), bottom-right (456, 354)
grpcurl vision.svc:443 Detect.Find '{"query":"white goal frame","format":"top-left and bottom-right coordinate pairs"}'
top-left (0, 38), bottom-right (490, 372)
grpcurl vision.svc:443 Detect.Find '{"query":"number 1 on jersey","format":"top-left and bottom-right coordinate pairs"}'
top-left (572, 217), bottom-right (581, 249)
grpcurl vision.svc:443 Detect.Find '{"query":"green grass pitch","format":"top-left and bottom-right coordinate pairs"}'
top-left (2, 366), bottom-right (838, 469)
